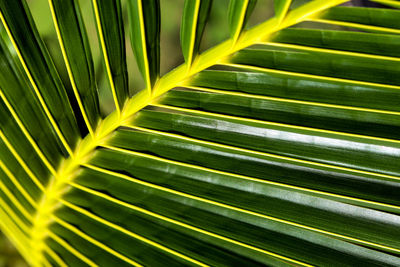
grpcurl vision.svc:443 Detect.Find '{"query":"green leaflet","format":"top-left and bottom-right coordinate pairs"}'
top-left (127, 0), bottom-right (160, 90)
top-left (180, 0), bottom-right (213, 67)
top-left (228, 47), bottom-right (400, 86)
top-left (130, 108), bottom-right (400, 194)
top-left (92, 0), bottom-right (129, 113)
top-left (69, 143), bottom-right (400, 266)
top-left (319, 6), bottom-right (400, 29)
top-left (0, 141), bottom-right (41, 202)
top-left (228, 0), bottom-right (257, 42)
top-left (49, 0), bottom-right (100, 135)
top-left (0, 40), bottom-right (56, 183)
top-left (315, 6), bottom-right (400, 33)
top-left (159, 87), bottom-right (400, 140)
top-left (274, 0), bottom-right (292, 24)
top-left (61, 172), bottom-right (291, 266)
top-left (189, 69), bottom-right (400, 112)
top-left (0, 0), bottom-right (79, 155)
top-left (270, 28), bottom-right (400, 58)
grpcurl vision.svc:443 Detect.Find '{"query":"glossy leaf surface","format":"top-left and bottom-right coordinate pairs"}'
top-left (0, 1), bottom-right (400, 266)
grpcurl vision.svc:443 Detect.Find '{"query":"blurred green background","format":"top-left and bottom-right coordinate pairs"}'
top-left (0, 235), bottom-right (27, 267)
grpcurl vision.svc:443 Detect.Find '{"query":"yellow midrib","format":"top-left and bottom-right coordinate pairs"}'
top-left (29, 0), bottom-right (347, 265)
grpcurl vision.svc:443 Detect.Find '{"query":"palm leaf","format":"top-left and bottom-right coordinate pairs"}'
top-left (180, 0), bottom-right (213, 69)
top-left (0, 0), bottom-right (400, 265)
top-left (48, 0), bottom-right (100, 135)
top-left (127, 0), bottom-right (160, 89)
top-left (92, 0), bottom-right (129, 114)
top-left (228, 0), bottom-right (256, 43)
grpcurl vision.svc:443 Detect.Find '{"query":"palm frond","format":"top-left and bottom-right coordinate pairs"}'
top-left (0, 0), bottom-right (400, 266)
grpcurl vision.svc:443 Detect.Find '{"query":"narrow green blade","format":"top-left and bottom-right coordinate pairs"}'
top-left (128, 0), bottom-right (160, 90)
top-left (160, 87), bottom-right (400, 140)
top-left (180, 0), bottom-right (213, 68)
top-left (274, 0), bottom-right (292, 24)
top-left (48, 0), bottom-right (100, 135)
top-left (271, 28), bottom-right (400, 58)
top-left (228, 47), bottom-right (400, 86)
top-left (92, 0), bottom-right (129, 114)
top-left (228, 0), bottom-right (256, 43)
top-left (315, 6), bottom-right (400, 33)
top-left (189, 69), bottom-right (400, 112)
